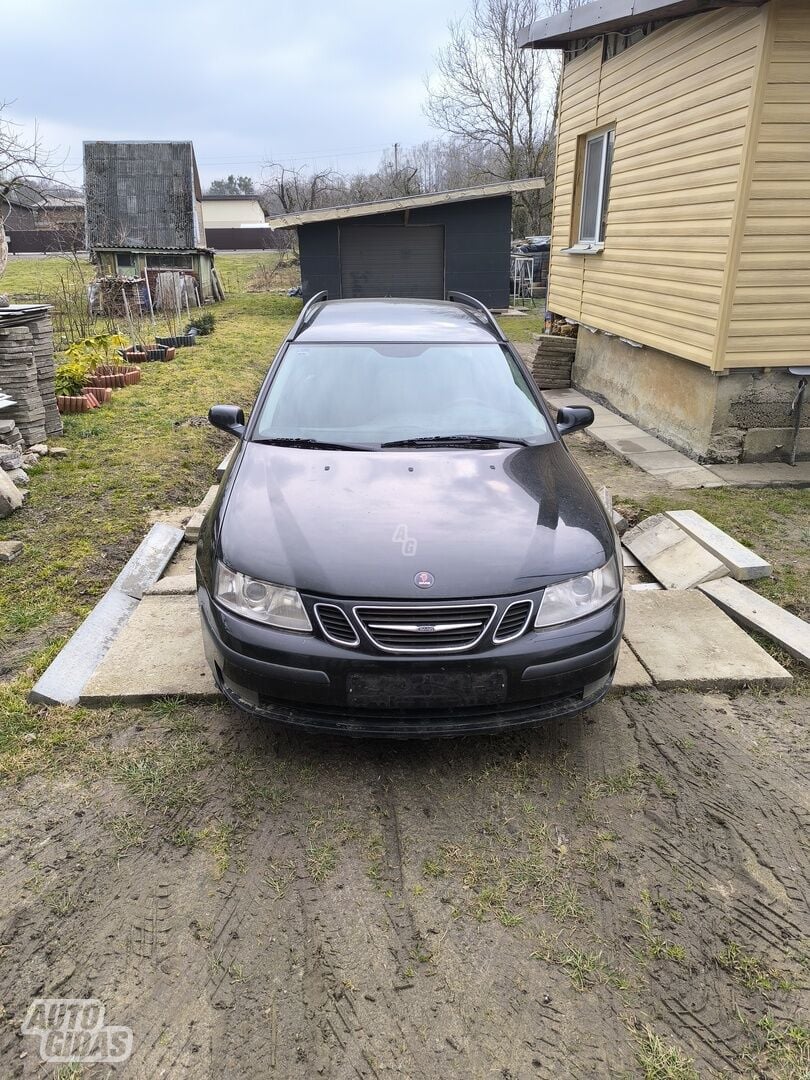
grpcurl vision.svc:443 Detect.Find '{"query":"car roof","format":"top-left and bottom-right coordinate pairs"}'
top-left (294, 298), bottom-right (501, 344)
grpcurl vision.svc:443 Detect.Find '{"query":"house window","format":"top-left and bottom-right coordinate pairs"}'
top-left (577, 128), bottom-right (615, 247)
top-left (116, 252), bottom-right (135, 272)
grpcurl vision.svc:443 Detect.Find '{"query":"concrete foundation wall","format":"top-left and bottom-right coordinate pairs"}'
top-left (572, 331), bottom-right (809, 463)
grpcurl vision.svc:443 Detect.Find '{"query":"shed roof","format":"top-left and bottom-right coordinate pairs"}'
top-left (267, 177), bottom-right (546, 230)
top-left (518, 0), bottom-right (766, 49)
top-left (84, 141), bottom-right (204, 250)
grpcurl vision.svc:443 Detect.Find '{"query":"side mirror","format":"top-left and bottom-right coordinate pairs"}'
top-left (556, 405), bottom-right (594, 436)
top-left (209, 405), bottom-right (245, 438)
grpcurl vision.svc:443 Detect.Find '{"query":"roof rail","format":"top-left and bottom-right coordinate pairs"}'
top-left (446, 291), bottom-right (507, 342)
top-left (288, 290), bottom-right (327, 340)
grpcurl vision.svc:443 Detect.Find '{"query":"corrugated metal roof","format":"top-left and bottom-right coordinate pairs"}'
top-left (267, 177), bottom-right (546, 230)
top-left (83, 141), bottom-right (204, 250)
top-left (518, 0), bottom-right (766, 48)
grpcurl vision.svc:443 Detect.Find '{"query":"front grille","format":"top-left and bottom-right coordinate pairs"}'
top-left (353, 603), bottom-right (497, 653)
top-left (314, 603), bottom-right (359, 646)
top-left (493, 600), bottom-right (533, 643)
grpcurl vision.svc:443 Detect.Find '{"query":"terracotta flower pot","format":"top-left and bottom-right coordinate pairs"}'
top-left (83, 385), bottom-right (113, 404)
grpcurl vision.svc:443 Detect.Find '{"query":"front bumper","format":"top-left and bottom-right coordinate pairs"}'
top-left (197, 587), bottom-right (624, 738)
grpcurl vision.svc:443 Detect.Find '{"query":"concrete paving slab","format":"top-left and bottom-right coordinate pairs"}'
top-left (30, 590), bottom-right (139, 706)
top-left (602, 435), bottom-right (666, 455)
top-left (654, 467), bottom-right (727, 489)
top-left (216, 446), bottom-right (236, 480)
top-left (163, 543), bottom-right (197, 577)
top-left (114, 523), bottom-right (184, 600)
top-left (145, 574), bottom-right (196, 595)
top-left (609, 642), bottom-right (652, 693)
top-left (623, 515), bottom-right (729, 590)
top-left (184, 485), bottom-right (219, 543)
top-left (707, 462), bottom-right (810, 488)
top-left (664, 510), bottom-right (771, 581)
top-left (624, 449), bottom-right (706, 473)
top-left (622, 546), bottom-right (641, 569)
top-left (698, 577), bottom-right (810, 666)
top-left (623, 590), bottom-right (792, 690)
top-left (81, 594), bottom-right (218, 704)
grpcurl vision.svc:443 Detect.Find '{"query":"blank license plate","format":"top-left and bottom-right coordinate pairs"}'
top-left (347, 670), bottom-right (507, 708)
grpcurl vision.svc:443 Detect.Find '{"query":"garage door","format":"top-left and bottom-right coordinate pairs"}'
top-left (339, 224), bottom-right (445, 299)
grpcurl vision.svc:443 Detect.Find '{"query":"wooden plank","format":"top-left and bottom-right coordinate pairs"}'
top-left (663, 510), bottom-right (771, 580)
top-left (698, 578), bottom-right (810, 665)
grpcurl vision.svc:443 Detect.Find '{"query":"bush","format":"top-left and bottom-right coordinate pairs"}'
top-left (185, 311), bottom-right (216, 336)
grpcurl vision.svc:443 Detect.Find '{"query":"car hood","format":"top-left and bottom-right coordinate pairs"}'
top-left (217, 442), bottom-right (614, 600)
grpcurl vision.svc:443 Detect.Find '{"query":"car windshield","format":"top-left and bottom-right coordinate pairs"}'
top-left (252, 343), bottom-right (551, 447)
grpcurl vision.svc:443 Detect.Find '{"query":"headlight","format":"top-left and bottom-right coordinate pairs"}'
top-left (534, 557), bottom-right (621, 628)
top-left (215, 562), bottom-right (312, 632)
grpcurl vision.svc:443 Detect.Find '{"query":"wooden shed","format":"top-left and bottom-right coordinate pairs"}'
top-left (520, 0), bottom-right (810, 463)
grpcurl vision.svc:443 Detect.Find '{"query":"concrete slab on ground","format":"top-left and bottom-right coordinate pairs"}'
top-left (664, 510), bottom-right (771, 580)
top-left (216, 446), bottom-right (236, 480)
top-left (30, 590), bottom-right (139, 706)
top-left (610, 643), bottom-right (652, 693)
top-left (184, 486), bottom-right (219, 543)
top-left (623, 515), bottom-right (729, 590)
top-left (542, 387), bottom-right (726, 489)
top-left (163, 543), bottom-right (197, 577)
top-left (623, 590), bottom-right (791, 690)
top-left (145, 574), bottom-right (196, 595)
top-left (114, 522), bottom-right (184, 600)
top-left (81, 594), bottom-right (217, 704)
top-left (707, 462), bottom-right (810, 488)
top-left (698, 577), bottom-right (810, 666)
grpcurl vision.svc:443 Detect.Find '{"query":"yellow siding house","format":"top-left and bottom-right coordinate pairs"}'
top-left (520, 0), bottom-right (810, 463)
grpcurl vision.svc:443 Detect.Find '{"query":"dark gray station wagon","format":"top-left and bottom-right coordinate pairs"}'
top-left (196, 292), bottom-right (623, 737)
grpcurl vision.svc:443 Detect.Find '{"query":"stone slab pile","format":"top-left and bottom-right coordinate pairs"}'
top-left (0, 305), bottom-right (61, 446)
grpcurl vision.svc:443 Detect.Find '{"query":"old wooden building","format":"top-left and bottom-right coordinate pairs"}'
top-left (83, 141), bottom-right (216, 302)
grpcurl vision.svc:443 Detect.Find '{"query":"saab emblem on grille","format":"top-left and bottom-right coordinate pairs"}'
top-left (414, 571), bottom-right (434, 589)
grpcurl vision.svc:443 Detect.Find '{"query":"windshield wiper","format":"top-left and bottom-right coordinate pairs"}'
top-left (381, 434), bottom-right (530, 448)
top-left (253, 437), bottom-right (371, 451)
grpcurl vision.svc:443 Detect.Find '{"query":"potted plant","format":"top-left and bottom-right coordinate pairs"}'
top-left (55, 360), bottom-right (99, 413)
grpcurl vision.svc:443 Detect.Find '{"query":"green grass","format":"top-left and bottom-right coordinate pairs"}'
top-left (1, 253), bottom-right (94, 298)
top-left (632, 1024), bottom-right (699, 1080)
top-left (0, 285), bottom-right (300, 654)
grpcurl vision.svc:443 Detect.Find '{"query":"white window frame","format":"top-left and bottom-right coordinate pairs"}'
top-left (571, 127), bottom-right (614, 253)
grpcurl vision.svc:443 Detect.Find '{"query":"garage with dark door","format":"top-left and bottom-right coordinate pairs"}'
top-left (339, 223), bottom-right (445, 299)
top-left (267, 178), bottom-right (545, 309)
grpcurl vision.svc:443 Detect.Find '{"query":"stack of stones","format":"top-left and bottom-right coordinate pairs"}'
top-left (0, 305), bottom-right (62, 447)
top-left (528, 333), bottom-right (577, 390)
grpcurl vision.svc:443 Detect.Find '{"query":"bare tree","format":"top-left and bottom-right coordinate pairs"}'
top-left (0, 104), bottom-right (59, 279)
top-left (260, 164), bottom-right (345, 216)
top-left (423, 0), bottom-right (556, 233)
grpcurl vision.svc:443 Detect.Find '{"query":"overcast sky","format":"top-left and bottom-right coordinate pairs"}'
top-left (4, 0), bottom-right (470, 190)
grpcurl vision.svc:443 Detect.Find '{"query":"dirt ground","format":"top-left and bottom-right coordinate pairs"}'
top-left (1, 442), bottom-right (808, 1079)
top-left (0, 688), bottom-right (807, 1079)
